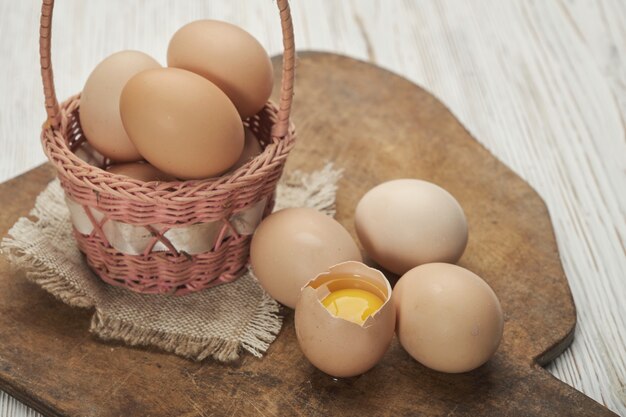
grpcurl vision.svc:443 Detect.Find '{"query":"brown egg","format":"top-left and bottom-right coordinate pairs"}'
top-left (394, 263), bottom-right (503, 373)
top-left (79, 51), bottom-right (161, 162)
top-left (250, 208), bottom-right (363, 308)
top-left (230, 128), bottom-right (263, 171)
top-left (295, 261), bottom-right (396, 378)
top-left (355, 179), bottom-right (468, 275)
top-left (120, 68), bottom-right (244, 179)
top-left (167, 20), bottom-right (273, 118)
top-left (106, 162), bottom-right (175, 182)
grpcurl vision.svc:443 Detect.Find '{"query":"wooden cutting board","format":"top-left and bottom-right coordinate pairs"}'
top-left (0, 52), bottom-right (615, 417)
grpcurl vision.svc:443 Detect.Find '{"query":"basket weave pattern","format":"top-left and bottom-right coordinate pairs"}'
top-left (39, 0), bottom-right (296, 295)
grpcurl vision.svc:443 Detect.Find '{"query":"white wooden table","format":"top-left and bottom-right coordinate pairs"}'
top-left (1, 1), bottom-right (624, 415)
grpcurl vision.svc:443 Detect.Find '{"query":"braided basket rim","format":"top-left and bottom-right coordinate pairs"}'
top-left (41, 96), bottom-right (296, 206)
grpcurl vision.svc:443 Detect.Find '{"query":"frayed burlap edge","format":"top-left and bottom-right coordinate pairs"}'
top-left (3, 240), bottom-right (94, 308)
top-left (1, 192), bottom-right (95, 308)
top-left (90, 286), bottom-right (283, 362)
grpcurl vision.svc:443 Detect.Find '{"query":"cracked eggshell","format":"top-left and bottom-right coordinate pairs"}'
top-left (294, 261), bottom-right (396, 378)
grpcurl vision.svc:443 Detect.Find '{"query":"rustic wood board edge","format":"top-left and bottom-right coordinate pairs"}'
top-left (0, 165), bottom-right (65, 417)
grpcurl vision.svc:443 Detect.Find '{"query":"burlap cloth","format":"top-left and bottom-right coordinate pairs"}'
top-left (1, 164), bottom-right (341, 362)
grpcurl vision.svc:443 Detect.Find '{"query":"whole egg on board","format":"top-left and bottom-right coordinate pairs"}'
top-left (295, 261), bottom-right (396, 378)
top-left (394, 263), bottom-right (504, 373)
top-left (355, 179), bottom-right (468, 275)
top-left (79, 51), bottom-right (161, 162)
top-left (120, 68), bottom-right (244, 180)
top-left (250, 208), bottom-right (362, 309)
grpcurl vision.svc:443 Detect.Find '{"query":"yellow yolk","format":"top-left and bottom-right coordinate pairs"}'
top-left (321, 289), bottom-right (384, 325)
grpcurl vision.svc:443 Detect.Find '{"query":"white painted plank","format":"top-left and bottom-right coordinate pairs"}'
top-left (0, 0), bottom-right (624, 415)
top-left (0, 391), bottom-right (40, 417)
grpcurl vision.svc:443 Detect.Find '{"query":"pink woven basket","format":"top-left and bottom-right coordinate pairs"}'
top-left (39, 0), bottom-right (296, 295)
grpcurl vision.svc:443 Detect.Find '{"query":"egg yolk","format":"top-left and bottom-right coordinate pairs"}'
top-left (321, 289), bottom-right (384, 325)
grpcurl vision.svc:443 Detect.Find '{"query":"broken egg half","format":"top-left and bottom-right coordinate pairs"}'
top-left (294, 261), bottom-right (395, 378)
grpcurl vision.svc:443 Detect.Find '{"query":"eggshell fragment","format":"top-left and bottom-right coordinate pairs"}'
top-left (394, 263), bottom-right (504, 373)
top-left (120, 68), bottom-right (244, 179)
top-left (167, 20), bottom-right (274, 118)
top-left (295, 261), bottom-right (396, 378)
top-left (355, 179), bottom-right (468, 275)
top-left (250, 208), bottom-right (362, 308)
top-left (79, 51), bottom-right (160, 162)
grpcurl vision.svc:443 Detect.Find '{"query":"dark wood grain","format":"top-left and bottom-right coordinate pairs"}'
top-left (0, 53), bottom-right (615, 417)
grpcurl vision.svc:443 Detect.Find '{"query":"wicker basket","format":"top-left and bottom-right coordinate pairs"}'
top-left (39, 0), bottom-right (296, 295)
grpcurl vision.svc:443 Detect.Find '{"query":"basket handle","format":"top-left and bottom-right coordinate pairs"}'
top-left (40, 0), bottom-right (295, 139)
